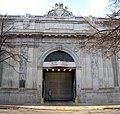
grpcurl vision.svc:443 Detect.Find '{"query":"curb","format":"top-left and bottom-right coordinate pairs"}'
top-left (0, 105), bottom-right (19, 110)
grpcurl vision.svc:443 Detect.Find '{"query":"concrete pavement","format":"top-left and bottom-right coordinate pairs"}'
top-left (1, 104), bottom-right (120, 114)
top-left (0, 104), bottom-right (120, 111)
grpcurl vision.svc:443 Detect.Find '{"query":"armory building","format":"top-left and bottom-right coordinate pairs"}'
top-left (0, 3), bottom-right (120, 104)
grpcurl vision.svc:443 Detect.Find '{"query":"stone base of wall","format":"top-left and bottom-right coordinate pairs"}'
top-left (0, 88), bottom-right (120, 105)
top-left (78, 88), bottom-right (120, 105)
top-left (0, 88), bottom-right (40, 105)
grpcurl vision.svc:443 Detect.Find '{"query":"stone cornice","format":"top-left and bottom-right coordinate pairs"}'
top-left (7, 32), bottom-right (89, 39)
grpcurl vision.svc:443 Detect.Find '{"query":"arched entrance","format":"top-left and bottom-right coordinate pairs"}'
top-left (42, 51), bottom-right (76, 101)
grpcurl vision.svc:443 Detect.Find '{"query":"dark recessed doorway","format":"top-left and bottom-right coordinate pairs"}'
top-left (43, 69), bottom-right (76, 101)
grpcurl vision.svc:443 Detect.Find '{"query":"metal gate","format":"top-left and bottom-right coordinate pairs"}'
top-left (44, 72), bottom-right (72, 100)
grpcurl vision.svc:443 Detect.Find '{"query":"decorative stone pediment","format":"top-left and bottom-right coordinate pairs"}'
top-left (46, 3), bottom-right (74, 18)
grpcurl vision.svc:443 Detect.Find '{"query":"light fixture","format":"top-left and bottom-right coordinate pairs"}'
top-left (63, 69), bottom-right (66, 71)
top-left (69, 69), bottom-right (72, 71)
top-left (46, 69), bottom-right (49, 71)
top-left (58, 69), bottom-right (60, 71)
top-left (52, 69), bottom-right (54, 71)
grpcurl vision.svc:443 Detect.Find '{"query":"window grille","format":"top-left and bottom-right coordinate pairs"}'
top-left (45, 51), bottom-right (74, 62)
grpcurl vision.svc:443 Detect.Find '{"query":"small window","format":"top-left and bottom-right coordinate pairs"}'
top-left (19, 80), bottom-right (25, 88)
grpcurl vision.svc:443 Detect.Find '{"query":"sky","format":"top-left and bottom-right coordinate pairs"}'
top-left (0, 0), bottom-right (109, 17)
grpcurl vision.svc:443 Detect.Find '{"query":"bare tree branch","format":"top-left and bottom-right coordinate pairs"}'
top-left (0, 14), bottom-right (29, 72)
top-left (82, 0), bottom-right (120, 57)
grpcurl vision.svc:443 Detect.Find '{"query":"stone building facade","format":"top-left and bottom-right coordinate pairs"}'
top-left (0, 3), bottom-right (120, 104)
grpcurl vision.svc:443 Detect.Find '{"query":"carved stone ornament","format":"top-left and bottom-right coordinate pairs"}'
top-left (91, 50), bottom-right (98, 78)
top-left (19, 45), bottom-right (28, 80)
top-left (74, 47), bottom-right (79, 52)
top-left (46, 3), bottom-right (74, 17)
top-left (23, 14), bottom-right (30, 29)
top-left (23, 20), bottom-right (30, 29)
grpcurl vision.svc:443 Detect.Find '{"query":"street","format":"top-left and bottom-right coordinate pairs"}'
top-left (0, 108), bottom-right (120, 114)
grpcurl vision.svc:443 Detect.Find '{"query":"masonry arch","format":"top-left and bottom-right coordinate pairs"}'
top-left (41, 47), bottom-right (77, 101)
top-left (38, 46), bottom-right (79, 68)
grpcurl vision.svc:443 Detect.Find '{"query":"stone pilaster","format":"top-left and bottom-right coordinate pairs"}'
top-left (37, 67), bottom-right (43, 98)
top-left (76, 67), bottom-right (82, 97)
top-left (91, 50), bottom-right (99, 91)
top-left (112, 55), bottom-right (119, 87)
top-left (0, 62), bottom-right (3, 87)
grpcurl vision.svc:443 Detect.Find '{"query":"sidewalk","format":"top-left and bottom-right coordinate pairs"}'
top-left (0, 104), bottom-right (120, 111)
